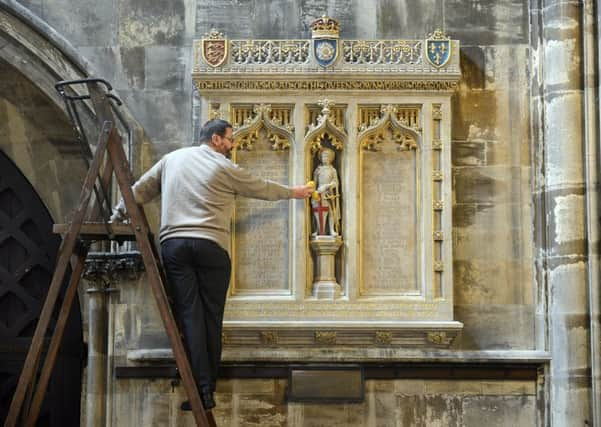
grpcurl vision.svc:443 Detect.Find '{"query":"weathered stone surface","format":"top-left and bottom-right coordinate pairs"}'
top-left (454, 304), bottom-right (535, 349)
top-left (463, 395), bottom-right (536, 427)
top-left (376, 0), bottom-right (443, 40)
top-left (544, 91), bottom-right (585, 188)
top-left (546, 190), bottom-right (587, 256)
top-left (549, 261), bottom-right (587, 315)
top-left (109, 377), bottom-right (537, 426)
top-left (120, 46), bottom-right (146, 90)
top-left (77, 46), bottom-right (130, 90)
top-left (452, 141), bottom-right (486, 167)
top-left (396, 394), bottom-right (463, 426)
top-left (246, 0), bottom-right (302, 39)
top-left (119, 89), bottom-right (193, 144)
top-left (453, 166), bottom-right (528, 205)
top-left (118, 0), bottom-right (186, 47)
top-left (303, 401), bottom-right (368, 426)
top-left (454, 259), bottom-right (533, 305)
top-left (459, 47), bottom-right (486, 90)
top-left (145, 46), bottom-right (188, 92)
top-left (541, 2), bottom-right (583, 91)
top-left (445, 0), bottom-right (529, 45)
top-left (40, 0), bottom-right (118, 46)
top-left (452, 90), bottom-right (498, 141)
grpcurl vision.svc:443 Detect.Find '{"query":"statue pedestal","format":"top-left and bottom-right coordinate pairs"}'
top-left (310, 235), bottom-right (343, 299)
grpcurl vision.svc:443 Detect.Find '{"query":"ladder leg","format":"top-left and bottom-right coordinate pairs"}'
top-left (107, 136), bottom-right (210, 427)
top-left (24, 251), bottom-right (88, 427)
top-left (4, 123), bottom-right (114, 427)
top-left (207, 411), bottom-right (217, 427)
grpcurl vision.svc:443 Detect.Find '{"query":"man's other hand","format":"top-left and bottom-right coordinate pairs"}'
top-left (110, 199), bottom-right (128, 223)
top-left (291, 184), bottom-right (314, 199)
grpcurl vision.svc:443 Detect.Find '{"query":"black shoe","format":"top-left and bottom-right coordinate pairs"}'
top-left (201, 390), bottom-right (216, 410)
top-left (180, 392), bottom-right (216, 411)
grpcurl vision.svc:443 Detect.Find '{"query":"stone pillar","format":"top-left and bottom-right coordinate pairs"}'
top-left (534, 1), bottom-right (593, 424)
top-left (583, 0), bottom-right (601, 423)
top-left (83, 251), bottom-right (143, 427)
top-left (85, 280), bottom-right (109, 427)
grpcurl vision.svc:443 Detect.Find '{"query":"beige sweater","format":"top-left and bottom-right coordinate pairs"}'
top-left (131, 144), bottom-right (292, 252)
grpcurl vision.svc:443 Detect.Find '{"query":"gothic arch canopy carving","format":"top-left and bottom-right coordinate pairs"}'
top-left (358, 105), bottom-right (421, 152)
top-left (233, 104), bottom-right (294, 151)
top-left (305, 99), bottom-right (347, 153)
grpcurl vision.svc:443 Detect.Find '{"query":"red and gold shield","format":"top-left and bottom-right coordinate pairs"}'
top-left (201, 32), bottom-right (228, 67)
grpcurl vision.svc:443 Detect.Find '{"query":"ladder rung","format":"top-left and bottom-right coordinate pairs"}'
top-left (53, 222), bottom-right (138, 240)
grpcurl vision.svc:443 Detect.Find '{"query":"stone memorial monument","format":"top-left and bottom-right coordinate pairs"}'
top-left (192, 16), bottom-right (463, 348)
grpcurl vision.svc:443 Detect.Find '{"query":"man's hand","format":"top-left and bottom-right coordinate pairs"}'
top-left (291, 184), bottom-right (314, 199)
top-left (110, 198), bottom-right (128, 223)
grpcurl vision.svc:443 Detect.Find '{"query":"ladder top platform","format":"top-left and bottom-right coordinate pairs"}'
top-left (53, 222), bottom-right (138, 240)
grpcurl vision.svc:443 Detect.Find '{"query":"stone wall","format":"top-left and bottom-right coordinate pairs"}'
top-left (112, 378), bottom-right (536, 426)
top-left (15, 0), bottom-right (537, 351)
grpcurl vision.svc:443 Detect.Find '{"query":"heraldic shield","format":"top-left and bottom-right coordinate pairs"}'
top-left (201, 29), bottom-right (228, 67)
top-left (426, 29), bottom-right (451, 68)
top-left (313, 38), bottom-right (339, 68)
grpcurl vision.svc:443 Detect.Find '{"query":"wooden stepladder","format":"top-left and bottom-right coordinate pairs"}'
top-left (4, 79), bottom-right (214, 427)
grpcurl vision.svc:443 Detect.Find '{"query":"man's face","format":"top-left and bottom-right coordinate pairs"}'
top-left (212, 127), bottom-right (235, 157)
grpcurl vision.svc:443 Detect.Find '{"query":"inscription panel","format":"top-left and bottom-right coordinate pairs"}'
top-left (361, 136), bottom-right (418, 295)
top-left (233, 131), bottom-right (291, 294)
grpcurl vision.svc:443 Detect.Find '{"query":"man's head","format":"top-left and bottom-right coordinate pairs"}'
top-left (199, 119), bottom-right (235, 156)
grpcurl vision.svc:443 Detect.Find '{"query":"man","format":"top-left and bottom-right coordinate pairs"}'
top-left (112, 118), bottom-right (312, 410)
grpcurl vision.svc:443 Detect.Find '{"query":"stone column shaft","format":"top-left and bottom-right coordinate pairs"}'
top-left (536, 1), bottom-right (593, 425)
top-left (86, 285), bottom-right (108, 427)
top-left (583, 0), bottom-right (601, 424)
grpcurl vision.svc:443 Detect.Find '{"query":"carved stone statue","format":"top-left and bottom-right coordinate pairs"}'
top-left (311, 148), bottom-right (340, 236)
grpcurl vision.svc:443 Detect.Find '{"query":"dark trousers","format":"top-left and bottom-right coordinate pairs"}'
top-left (160, 238), bottom-right (231, 392)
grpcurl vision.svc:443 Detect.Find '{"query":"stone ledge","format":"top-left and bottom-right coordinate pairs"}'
top-left (127, 348), bottom-right (549, 365)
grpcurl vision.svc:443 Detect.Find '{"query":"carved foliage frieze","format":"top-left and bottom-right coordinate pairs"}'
top-left (231, 40), bottom-right (311, 65)
top-left (343, 40), bottom-right (422, 65)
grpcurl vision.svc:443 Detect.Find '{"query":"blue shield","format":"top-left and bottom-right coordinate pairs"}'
top-left (313, 38), bottom-right (339, 68)
top-left (426, 39), bottom-right (451, 68)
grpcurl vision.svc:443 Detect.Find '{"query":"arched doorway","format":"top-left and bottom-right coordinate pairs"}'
top-left (0, 150), bottom-right (84, 426)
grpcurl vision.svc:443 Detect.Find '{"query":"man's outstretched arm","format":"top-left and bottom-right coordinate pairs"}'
top-left (110, 158), bottom-right (164, 222)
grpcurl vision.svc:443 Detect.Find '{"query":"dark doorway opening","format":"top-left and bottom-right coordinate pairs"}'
top-left (0, 150), bottom-right (84, 426)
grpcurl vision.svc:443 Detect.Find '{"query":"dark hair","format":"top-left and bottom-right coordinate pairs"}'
top-left (199, 119), bottom-right (232, 144)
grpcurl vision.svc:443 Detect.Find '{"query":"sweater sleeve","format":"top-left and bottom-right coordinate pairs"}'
top-left (226, 162), bottom-right (292, 200)
top-left (132, 157), bottom-right (164, 204)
